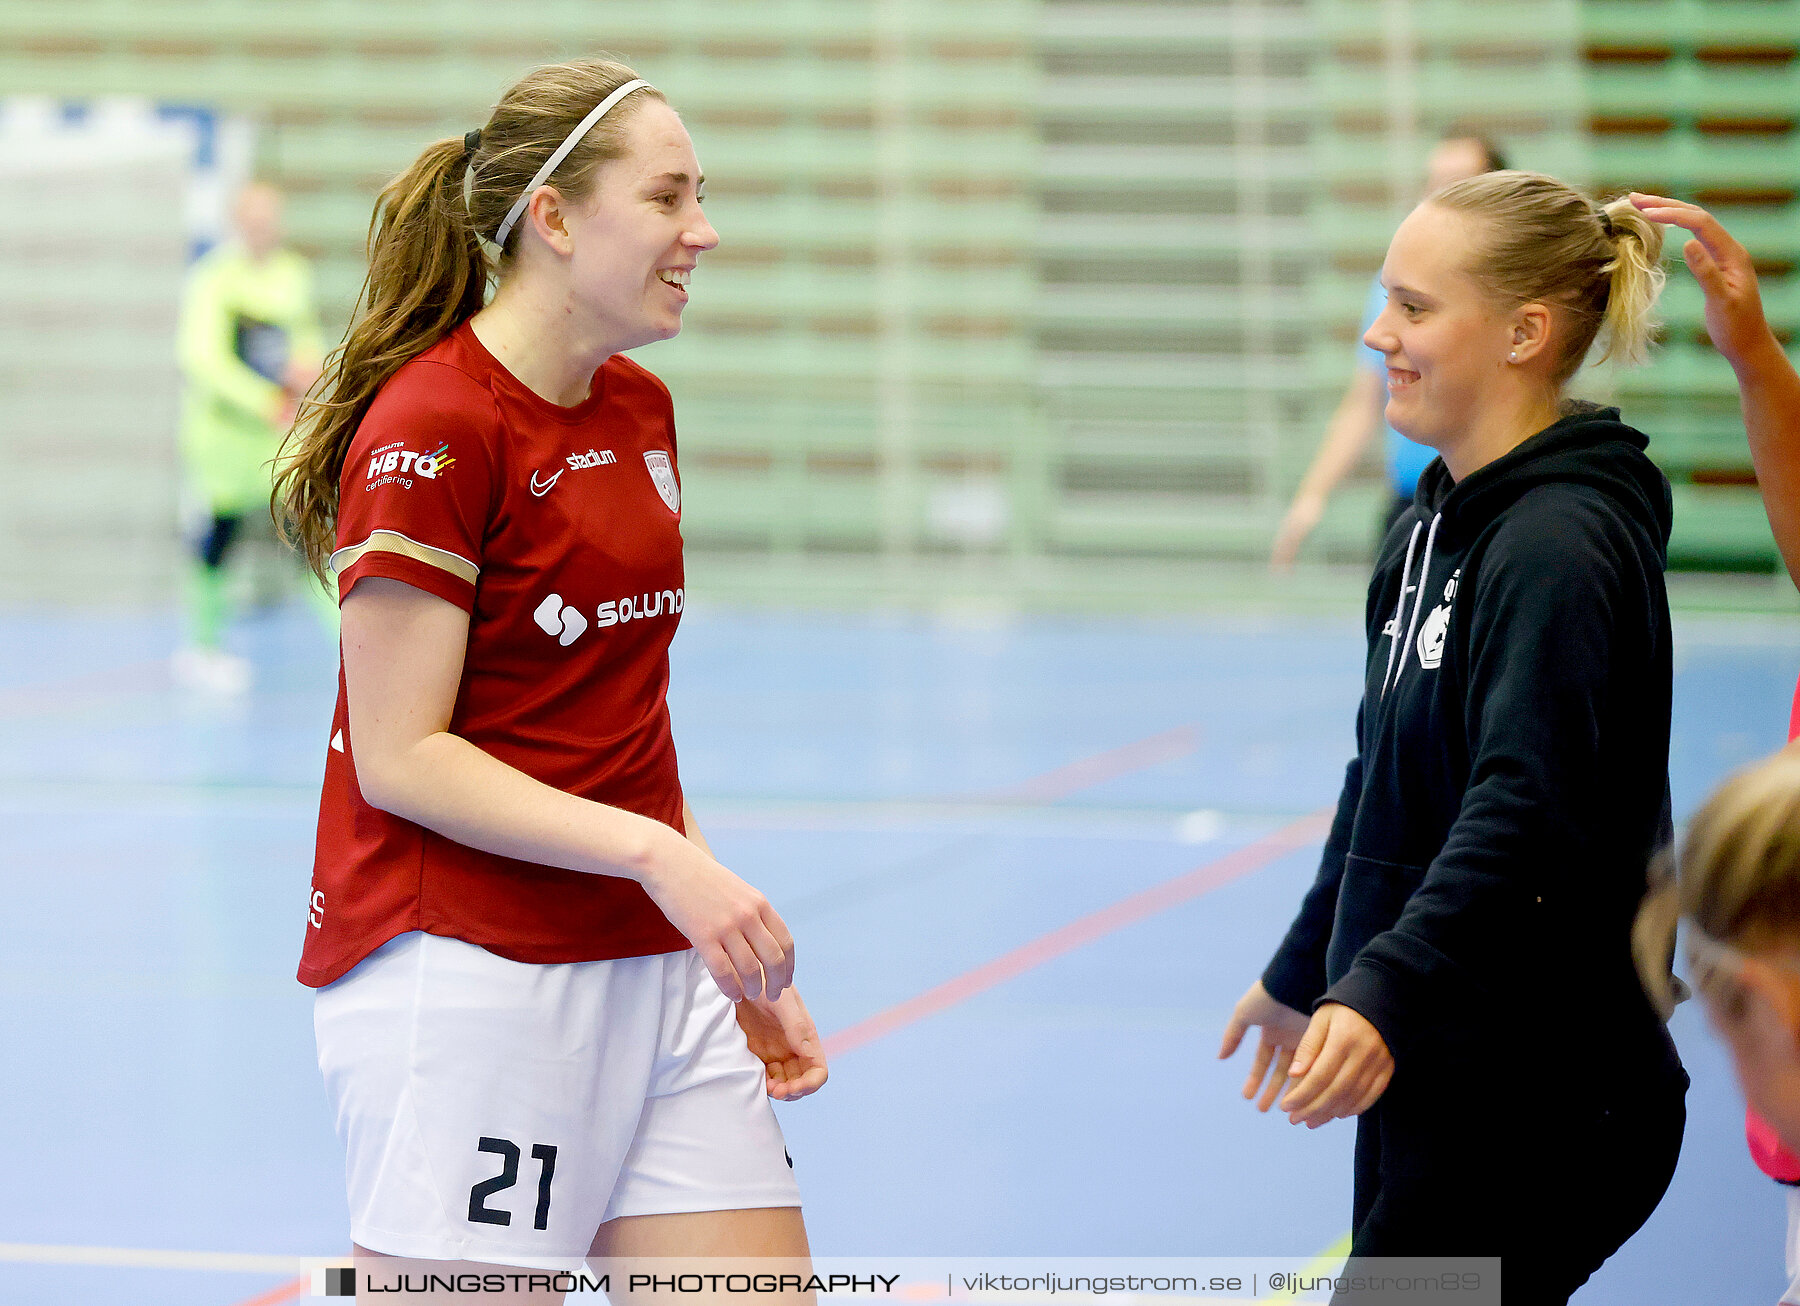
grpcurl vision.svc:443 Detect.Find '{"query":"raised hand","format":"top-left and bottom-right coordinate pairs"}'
top-left (1630, 192), bottom-right (1782, 369)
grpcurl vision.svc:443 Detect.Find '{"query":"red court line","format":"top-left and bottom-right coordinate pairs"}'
top-left (0, 659), bottom-right (170, 717)
top-left (987, 724), bottom-right (1200, 804)
top-left (236, 1273), bottom-right (311, 1305)
top-left (822, 804), bottom-right (1334, 1058)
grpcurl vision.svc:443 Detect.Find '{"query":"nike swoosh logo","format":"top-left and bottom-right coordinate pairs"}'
top-left (530, 469), bottom-right (564, 497)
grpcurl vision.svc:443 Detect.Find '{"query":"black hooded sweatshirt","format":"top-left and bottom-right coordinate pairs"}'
top-left (1262, 403), bottom-right (1683, 1090)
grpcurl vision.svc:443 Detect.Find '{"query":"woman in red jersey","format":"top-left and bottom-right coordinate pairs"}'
top-left (274, 58), bottom-right (822, 1291)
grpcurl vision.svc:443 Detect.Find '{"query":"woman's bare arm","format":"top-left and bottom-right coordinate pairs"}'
top-left (341, 576), bottom-right (794, 1001)
top-left (1271, 368), bottom-right (1386, 570)
top-left (1633, 193), bottom-right (1800, 588)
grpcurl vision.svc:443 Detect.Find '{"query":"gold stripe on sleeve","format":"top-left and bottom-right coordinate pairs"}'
top-left (329, 530), bottom-right (479, 586)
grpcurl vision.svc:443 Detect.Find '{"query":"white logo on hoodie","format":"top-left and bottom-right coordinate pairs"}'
top-left (1416, 569), bottom-right (1461, 670)
top-left (1417, 604), bottom-right (1449, 670)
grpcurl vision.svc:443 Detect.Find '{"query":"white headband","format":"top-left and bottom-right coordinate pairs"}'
top-left (491, 79), bottom-right (652, 249)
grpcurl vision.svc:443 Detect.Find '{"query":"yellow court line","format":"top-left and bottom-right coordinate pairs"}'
top-left (0, 1242), bottom-right (337, 1274)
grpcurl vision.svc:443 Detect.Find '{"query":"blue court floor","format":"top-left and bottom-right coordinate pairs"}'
top-left (1, 600), bottom-right (1795, 1304)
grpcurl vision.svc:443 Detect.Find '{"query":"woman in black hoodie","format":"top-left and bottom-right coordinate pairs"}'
top-left (1219, 172), bottom-right (1687, 1303)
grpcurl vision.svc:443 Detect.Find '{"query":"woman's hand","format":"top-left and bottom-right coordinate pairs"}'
top-left (1630, 193), bottom-right (1783, 371)
top-left (737, 987), bottom-right (829, 1101)
top-left (1219, 981), bottom-right (1314, 1110)
top-left (638, 832), bottom-right (796, 1004)
top-left (1278, 1001), bottom-right (1393, 1128)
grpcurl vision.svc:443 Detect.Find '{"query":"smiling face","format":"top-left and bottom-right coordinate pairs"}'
top-left (1363, 203), bottom-right (1529, 454)
top-left (556, 100), bottom-right (718, 352)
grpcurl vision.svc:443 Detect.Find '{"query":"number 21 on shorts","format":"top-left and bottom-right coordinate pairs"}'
top-left (468, 1136), bottom-right (558, 1230)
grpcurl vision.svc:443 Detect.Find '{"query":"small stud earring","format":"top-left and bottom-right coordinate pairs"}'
top-left (1509, 351), bottom-right (1518, 362)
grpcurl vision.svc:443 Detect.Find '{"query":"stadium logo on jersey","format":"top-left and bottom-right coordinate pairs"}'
top-left (531, 449), bottom-right (617, 497)
top-left (533, 593), bottom-right (589, 647)
top-left (644, 452), bottom-right (680, 513)
top-left (365, 440), bottom-right (454, 491)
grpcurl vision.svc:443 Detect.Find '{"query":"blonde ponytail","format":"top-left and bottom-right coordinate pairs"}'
top-left (1594, 196), bottom-right (1666, 369)
top-left (1632, 851), bottom-right (1684, 1020)
top-left (1431, 171), bottom-right (1666, 385)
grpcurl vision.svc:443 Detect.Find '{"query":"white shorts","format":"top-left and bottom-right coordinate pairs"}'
top-left (314, 931), bottom-right (801, 1268)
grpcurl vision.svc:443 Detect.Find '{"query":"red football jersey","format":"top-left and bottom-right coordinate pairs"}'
top-left (298, 322), bottom-right (692, 987)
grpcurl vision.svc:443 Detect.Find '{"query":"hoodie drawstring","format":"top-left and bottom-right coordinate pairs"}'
top-left (1380, 521), bottom-right (1421, 696)
top-left (1382, 512), bottom-right (1440, 698)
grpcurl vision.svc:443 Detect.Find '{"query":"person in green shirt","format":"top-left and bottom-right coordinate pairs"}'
top-left (174, 181), bottom-right (325, 691)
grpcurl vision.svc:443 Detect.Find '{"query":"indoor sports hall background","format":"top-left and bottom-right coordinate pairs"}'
top-left (2, 0), bottom-right (1798, 1302)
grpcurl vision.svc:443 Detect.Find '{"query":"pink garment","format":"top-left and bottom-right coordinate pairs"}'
top-left (1751, 1106), bottom-right (1800, 1183)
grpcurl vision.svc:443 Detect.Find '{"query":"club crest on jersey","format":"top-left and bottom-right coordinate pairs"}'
top-left (644, 451), bottom-right (680, 514)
